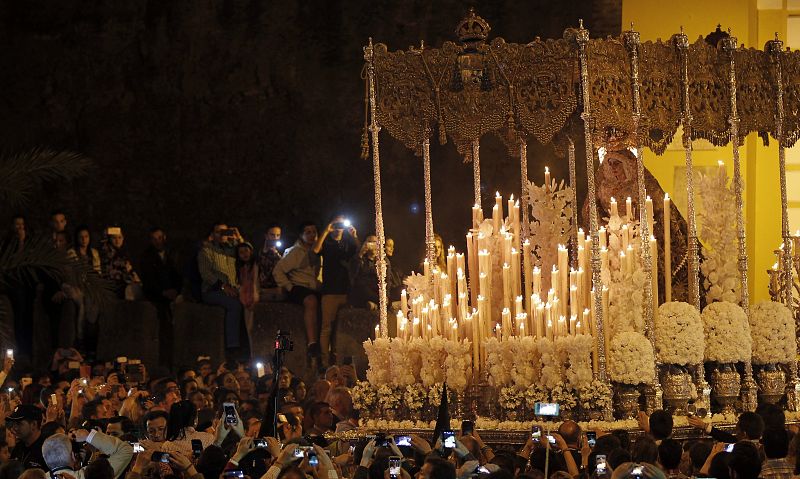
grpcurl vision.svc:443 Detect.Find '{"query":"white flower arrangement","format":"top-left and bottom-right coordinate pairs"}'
top-left (524, 178), bottom-right (574, 292)
top-left (509, 336), bottom-right (541, 388)
top-left (697, 166), bottom-right (740, 304)
top-left (443, 339), bottom-right (473, 392)
top-left (389, 339), bottom-right (418, 387)
top-left (524, 384), bottom-right (550, 409)
top-left (498, 386), bottom-right (525, 410)
top-left (655, 301), bottom-right (705, 365)
top-left (608, 331), bottom-right (655, 385)
top-left (419, 337), bottom-right (447, 387)
top-left (427, 383), bottom-right (454, 408)
top-left (602, 209), bottom-right (647, 340)
top-left (577, 379), bottom-right (613, 412)
top-left (403, 383), bottom-right (427, 411)
top-left (363, 338), bottom-right (392, 386)
top-left (376, 384), bottom-right (401, 410)
top-left (550, 384), bottom-right (578, 410)
top-left (484, 337), bottom-right (513, 387)
top-left (403, 272), bottom-right (432, 302)
top-left (749, 301), bottom-right (795, 365)
top-left (701, 301), bottom-right (752, 364)
top-left (351, 381), bottom-right (377, 412)
top-left (555, 334), bottom-right (594, 390)
top-left (536, 337), bottom-right (564, 389)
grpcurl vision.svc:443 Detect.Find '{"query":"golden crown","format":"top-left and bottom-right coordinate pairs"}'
top-left (455, 8), bottom-right (491, 44)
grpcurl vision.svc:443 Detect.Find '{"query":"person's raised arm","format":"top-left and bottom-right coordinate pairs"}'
top-left (75, 428), bottom-right (134, 478)
top-left (699, 442), bottom-right (725, 476)
top-left (551, 433), bottom-right (579, 477)
top-left (313, 223), bottom-right (333, 254)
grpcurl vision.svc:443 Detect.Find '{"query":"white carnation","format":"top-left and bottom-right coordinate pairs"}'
top-left (749, 301), bottom-right (795, 364)
top-left (701, 301), bottom-right (752, 363)
top-left (655, 301), bottom-right (704, 365)
top-left (608, 331), bottom-right (655, 385)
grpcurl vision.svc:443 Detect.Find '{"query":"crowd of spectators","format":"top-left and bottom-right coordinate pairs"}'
top-left (0, 349), bottom-right (790, 479)
top-left (2, 213), bottom-right (406, 368)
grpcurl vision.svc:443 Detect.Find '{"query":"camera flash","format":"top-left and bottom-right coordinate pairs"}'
top-left (276, 241), bottom-right (282, 248)
top-left (5, 349), bottom-right (12, 359)
top-left (256, 362), bottom-right (263, 369)
top-left (343, 219), bottom-right (351, 227)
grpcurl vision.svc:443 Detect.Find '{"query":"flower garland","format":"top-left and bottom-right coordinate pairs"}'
top-left (351, 381), bottom-right (377, 412)
top-left (555, 334), bottom-right (594, 390)
top-left (577, 379), bottom-right (613, 412)
top-left (427, 383), bottom-right (454, 408)
top-left (525, 178), bottom-right (574, 291)
top-left (389, 338), bottom-right (418, 387)
top-left (749, 301), bottom-right (795, 364)
top-left (484, 337), bottom-right (513, 387)
top-left (499, 386), bottom-right (525, 410)
top-left (403, 383), bottom-right (427, 411)
top-left (697, 166), bottom-right (740, 304)
top-left (363, 338), bottom-right (392, 385)
top-left (701, 301), bottom-right (752, 364)
top-left (509, 336), bottom-right (541, 388)
top-left (536, 337), bottom-right (563, 389)
top-left (419, 337), bottom-right (447, 387)
top-left (608, 331), bottom-right (655, 385)
top-left (376, 384), bottom-right (401, 410)
top-left (655, 301), bottom-right (705, 365)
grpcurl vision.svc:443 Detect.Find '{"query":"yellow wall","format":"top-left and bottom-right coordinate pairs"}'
top-left (622, 0), bottom-right (785, 303)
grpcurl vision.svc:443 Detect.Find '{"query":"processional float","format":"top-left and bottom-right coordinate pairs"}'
top-left (357, 9), bottom-right (800, 425)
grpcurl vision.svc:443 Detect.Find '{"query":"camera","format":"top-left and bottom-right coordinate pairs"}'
top-left (151, 452), bottom-right (170, 463)
top-left (308, 451), bottom-right (319, 467)
top-left (394, 435), bottom-right (412, 447)
top-left (275, 330), bottom-right (294, 352)
top-left (254, 439), bottom-right (269, 448)
top-left (131, 442), bottom-right (144, 453)
top-left (192, 439), bottom-right (203, 458)
top-left (223, 471), bottom-right (244, 478)
top-left (374, 432), bottom-right (390, 447)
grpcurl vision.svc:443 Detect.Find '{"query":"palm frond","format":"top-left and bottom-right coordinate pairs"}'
top-left (0, 236), bottom-right (70, 288)
top-left (0, 148), bottom-right (92, 210)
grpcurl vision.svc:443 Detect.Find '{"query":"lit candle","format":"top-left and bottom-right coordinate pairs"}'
top-left (396, 310), bottom-right (405, 339)
top-left (257, 362), bottom-right (265, 378)
top-left (718, 160), bottom-right (726, 178)
top-left (501, 308), bottom-right (510, 338)
top-left (599, 226), bottom-right (607, 249)
top-left (424, 259), bottom-right (430, 281)
top-left (375, 324), bottom-right (380, 338)
top-left (663, 193), bottom-right (672, 302)
top-left (546, 316), bottom-right (553, 341)
top-left (626, 245), bottom-right (634, 275)
top-left (558, 245), bottom-right (569, 316)
top-left (621, 224), bottom-right (629, 251)
top-left (569, 284), bottom-right (578, 322)
top-left (515, 295), bottom-right (524, 321)
top-left (502, 263), bottom-right (512, 310)
top-left (508, 194), bottom-right (516, 236)
top-left (602, 286), bottom-right (610, 358)
top-left (511, 248), bottom-right (521, 300)
top-left (401, 289), bottom-right (408, 317)
top-left (472, 204), bottom-right (483, 229)
top-left (569, 314), bottom-right (577, 336)
top-left (551, 266), bottom-right (560, 300)
top-left (532, 266), bottom-right (542, 297)
top-left (513, 200), bottom-right (521, 246)
top-left (646, 196), bottom-right (654, 235)
top-left (545, 166), bottom-right (551, 192)
top-left (610, 197), bottom-right (619, 218)
top-left (626, 196), bottom-right (633, 223)
top-left (535, 304), bottom-right (545, 338)
top-left (600, 247), bottom-right (610, 285)
top-left (558, 316), bottom-right (567, 337)
top-left (493, 192), bottom-right (503, 233)
top-left (413, 317), bottom-right (420, 338)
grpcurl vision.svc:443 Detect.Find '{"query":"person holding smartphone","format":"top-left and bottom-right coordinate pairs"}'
top-left (313, 215), bottom-right (360, 367)
top-left (199, 223), bottom-right (244, 353)
top-left (273, 222), bottom-right (322, 366)
top-left (258, 223), bottom-right (285, 301)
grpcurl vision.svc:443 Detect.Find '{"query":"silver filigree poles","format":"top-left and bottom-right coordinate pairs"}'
top-left (674, 27), bottom-right (709, 408)
top-left (767, 34), bottom-right (799, 411)
top-left (473, 139), bottom-right (482, 207)
top-left (423, 136), bottom-right (436, 267)
top-left (520, 140), bottom-right (530, 241)
top-left (365, 38), bottom-right (389, 337)
top-left (568, 137), bottom-right (579, 267)
top-left (721, 34), bottom-right (756, 411)
top-left (572, 20), bottom-right (612, 420)
top-left (624, 26), bottom-right (662, 412)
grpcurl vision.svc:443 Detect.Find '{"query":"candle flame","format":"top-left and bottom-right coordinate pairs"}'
top-left (664, 192), bottom-right (670, 200)
top-left (495, 191), bottom-right (500, 197)
top-left (718, 160), bottom-right (725, 166)
top-left (545, 166), bottom-right (549, 173)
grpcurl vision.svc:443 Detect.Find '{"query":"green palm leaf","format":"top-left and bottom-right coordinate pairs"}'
top-left (0, 148), bottom-right (92, 210)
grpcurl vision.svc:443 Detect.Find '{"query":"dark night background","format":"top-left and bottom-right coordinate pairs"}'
top-left (0, 0), bottom-right (621, 272)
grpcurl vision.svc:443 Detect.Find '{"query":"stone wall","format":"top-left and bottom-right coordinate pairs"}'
top-left (0, 0), bottom-right (621, 275)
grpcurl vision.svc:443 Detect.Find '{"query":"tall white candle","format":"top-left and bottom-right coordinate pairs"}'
top-left (610, 197), bottom-right (619, 218)
top-left (545, 167), bottom-right (551, 192)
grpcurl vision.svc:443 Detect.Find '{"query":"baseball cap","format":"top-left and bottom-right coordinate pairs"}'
top-left (6, 404), bottom-right (43, 422)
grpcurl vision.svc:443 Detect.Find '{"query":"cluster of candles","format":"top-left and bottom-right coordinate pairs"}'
top-left (391, 168), bottom-right (676, 377)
